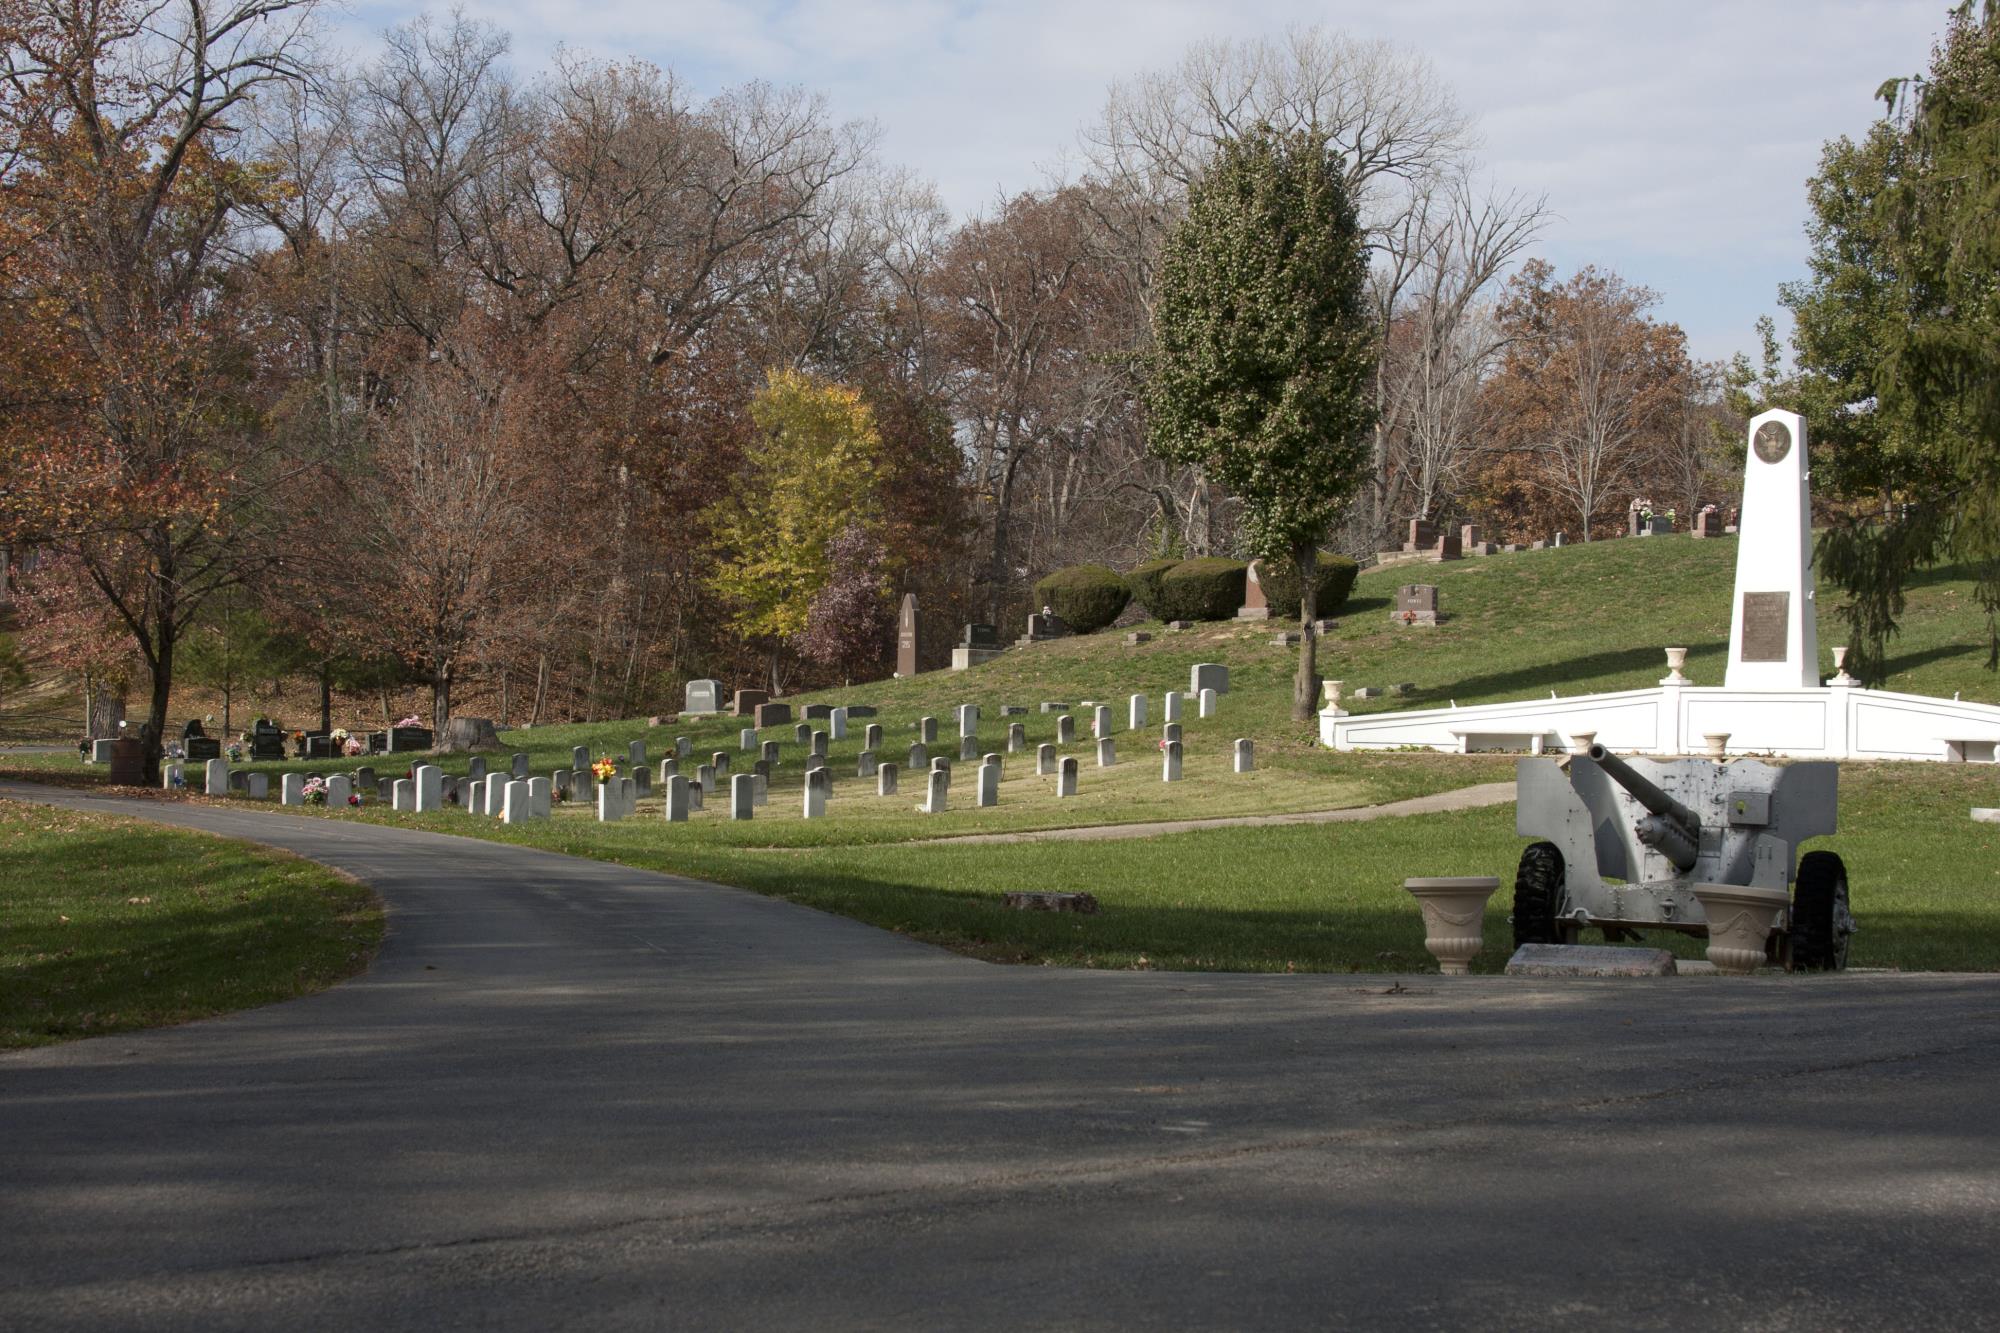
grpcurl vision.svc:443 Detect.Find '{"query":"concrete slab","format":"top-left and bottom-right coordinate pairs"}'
top-left (1505, 944), bottom-right (1678, 977)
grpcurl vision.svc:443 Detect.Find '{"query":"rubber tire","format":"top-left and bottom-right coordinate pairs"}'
top-left (1512, 842), bottom-right (1566, 949)
top-left (1790, 850), bottom-right (1852, 971)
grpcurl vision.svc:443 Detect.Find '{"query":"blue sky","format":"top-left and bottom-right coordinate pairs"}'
top-left (336, 1), bottom-right (1949, 366)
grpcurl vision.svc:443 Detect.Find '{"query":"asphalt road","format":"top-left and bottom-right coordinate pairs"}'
top-left (4, 782), bottom-right (1998, 1330)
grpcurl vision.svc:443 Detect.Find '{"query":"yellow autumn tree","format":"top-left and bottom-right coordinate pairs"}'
top-left (708, 370), bottom-right (884, 680)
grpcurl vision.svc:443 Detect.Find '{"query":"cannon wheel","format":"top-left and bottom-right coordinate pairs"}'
top-left (1512, 842), bottom-right (1566, 948)
top-left (1789, 850), bottom-right (1853, 971)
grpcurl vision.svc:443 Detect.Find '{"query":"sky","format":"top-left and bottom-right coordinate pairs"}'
top-left (335, 0), bottom-right (1950, 366)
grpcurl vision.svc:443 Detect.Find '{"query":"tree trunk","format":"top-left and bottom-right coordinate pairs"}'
top-left (432, 662), bottom-right (452, 735)
top-left (530, 653), bottom-right (549, 727)
top-left (498, 668), bottom-right (509, 727)
top-left (141, 634), bottom-right (174, 787)
top-left (1291, 540), bottom-right (1320, 723)
top-left (318, 663), bottom-right (332, 734)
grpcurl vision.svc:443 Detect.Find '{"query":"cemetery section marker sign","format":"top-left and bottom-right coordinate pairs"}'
top-left (895, 593), bottom-right (919, 678)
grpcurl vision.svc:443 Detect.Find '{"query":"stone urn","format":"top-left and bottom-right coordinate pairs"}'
top-left (1404, 877), bottom-right (1501, 975)
top-left (1691, 883), bottom-right (1790, 975)
top-left (1321, 679), bottom-right (1346, 715)
top-left (1661, 647), bottom-right (1690, 685)
top-left (1703, 732), bottom-right (1730, 761)
top-left (1568, 729), bottom-right (1597, 756)
top-left (1830, 646), bottom-right (1859, 687)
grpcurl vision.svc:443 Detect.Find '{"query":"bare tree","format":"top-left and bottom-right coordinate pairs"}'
top-left (1371, 175), bottom-right (1546, 537)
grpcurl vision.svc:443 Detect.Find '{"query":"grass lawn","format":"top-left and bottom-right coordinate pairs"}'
top-left (146, 755), bottom-right (1999, 975)
top-left (0, 801), bottom-right (382, 1048)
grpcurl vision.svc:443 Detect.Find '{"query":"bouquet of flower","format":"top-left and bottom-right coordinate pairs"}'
top-left (302, 776), bottom-right (329, 806)
top-left (347, 792), bottom-right (362, 807)
top-left (330, 728), bottom-right (349, 743)
top-left (591, 757), bottom-right (617, 782)
top-left (395, 715), bottom-right (423, 730)
top-left (226, 742), bottom-right (242, 762)
top-left (343, 736), bottom-right (365, 756)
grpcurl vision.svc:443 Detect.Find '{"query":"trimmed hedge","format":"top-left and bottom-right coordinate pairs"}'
top-left (1033, 564), bottom-right (1131, 634)
top-left (1158, 557), bottom-right (1248, 622)
top-left (1255, 551), bottom-right (1360, 617)
top-left (1124, 558), bottom-right (1182, 620)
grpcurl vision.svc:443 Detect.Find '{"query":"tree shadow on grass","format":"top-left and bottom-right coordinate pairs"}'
top-left (1361, 642), bottom-right (1730, 709)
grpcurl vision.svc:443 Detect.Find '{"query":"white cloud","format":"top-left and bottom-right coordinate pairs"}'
top-left (333, 0), bottom-right (1950, 362)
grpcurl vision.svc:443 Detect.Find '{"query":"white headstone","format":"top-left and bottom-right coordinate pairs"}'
top-left (1162, 739), bottom-right (1183, 782)
top-left (1191, 663), bottom-right (1229, 695)
top-left (1056, 715), bottom-right (1075, 745)
top-left (1129, 693), bottom-right (1147, 731)
top-left (740, 727), bottom-right (758, 751)
top-left (919, 716), bottom-right (938, 744)
top-left (89, 738), bottom-right (114, 764)
top-left (664, 774), bottom-right (689, 822)
top-left (976, 761), bottom-right (999, 808)
top-left (281, 772), bottom-right (305, 805)
top-left (1726, 408), bottom-right (1819, 688)
top-left (572, 745), bottom-right (590, 771)
top-left (161, 763), bottom-right (183, 791)
top-left (958, 704), bottom-right (979, 738)
top-left (1233, 738), bottom-right (1255, 773)
top-left (908, 742), bottom-right (927, 770)
top-left (326, 774), bottom-right (352, 806)
top-left (830, 707), bottom-right (848, 741)
top-left (1037, 743), bottom-right (1056, 775)
top-left (529, 777), bottom-right (551, 818)
top-left (958, 735), bottom-right (978, 760)
top-left (502, 779), bottom-right (532, 823)
top-left (1198, 687), bottom-right (1217, 719)
top-left (857, 750), bottom-right (878, 777)
top-left (245, 773), bottom-right (269, 800)
top-left (1097, 737), bottom-right (1117, 767)
top-left (414, 764), bottom-right (443, 812)
top-left (1007, 722), bottom-right (1025, 752)
top-left (512, 752), bottom-right (531, 779)
top-left (392, 778), bottom-right (412, 812)
top-left (675, 735), bottom-right (692, 758)
top-left (752, 773), bottom-right (768, 807)
top-left (1163, 691), bottom-right (1183, 723)
top-left (923, 768), bottom-right (949, 813)
top-left (803, 768), bottom-right (828, 819)
top-left (731, 772), bottom-right (754, 820)
top-left (1093, 705), bottom-right (1111, 739)
top-left (628, 740), bottom-right (646, 769)
top-left (597, 782), bottom-right (623, 822)
top-left (1057, 756), bottom-right (1079, 798)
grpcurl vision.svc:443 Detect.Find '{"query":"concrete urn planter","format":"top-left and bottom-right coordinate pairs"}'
top-left (1692, 883), bottom-right (1791, 975)
top-left (1404, 876), bottom-right (1501, 975)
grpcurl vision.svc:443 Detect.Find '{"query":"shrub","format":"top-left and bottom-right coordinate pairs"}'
top-left (1158, 557), bottom-right (1248, 622)
top-left (1255, 551), bottom-right (1360, 617)
top-left (1124, 558), bottom-right (1182, 620)
top-left (1032, 564), bottom-right (1131, 634)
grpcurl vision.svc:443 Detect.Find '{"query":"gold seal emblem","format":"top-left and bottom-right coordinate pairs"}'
top-left (1753, 420), bottom-right (1792, 464)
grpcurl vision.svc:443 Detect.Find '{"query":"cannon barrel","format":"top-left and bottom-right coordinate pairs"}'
top-left (1588, 743), bottom-right (1701, 871)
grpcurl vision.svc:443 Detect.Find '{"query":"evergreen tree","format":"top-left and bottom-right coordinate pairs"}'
top-left (1788, 3), bottom-right (2000, 677)
top-left (1147, 126), bottom-right (1377, 720)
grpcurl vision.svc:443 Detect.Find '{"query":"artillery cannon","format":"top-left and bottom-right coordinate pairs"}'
top-left (1512, 744), bottom-right (1854, 970)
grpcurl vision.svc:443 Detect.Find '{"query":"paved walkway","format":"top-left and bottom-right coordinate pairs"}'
top-left (3, 781), bottom-right (1997, 1329)
top-left (912, 780), bottom-right (1518, 844)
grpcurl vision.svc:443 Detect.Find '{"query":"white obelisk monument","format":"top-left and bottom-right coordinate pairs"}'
top-left (1725, 408), bottom-right (1820, 688)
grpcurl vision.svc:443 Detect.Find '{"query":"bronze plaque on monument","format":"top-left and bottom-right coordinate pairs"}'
top-left (895, 593), bottom-right (919, 677)
top-left (1740, 591), bottom-right (1790, 662)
